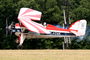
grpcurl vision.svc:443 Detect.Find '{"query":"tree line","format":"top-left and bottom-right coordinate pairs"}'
top-left (0, 0), bottom-right (90, 49)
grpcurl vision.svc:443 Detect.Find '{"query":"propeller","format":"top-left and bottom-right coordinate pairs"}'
top-left (6, 18), bottom-right (15, 37)
top-left (6, 18), bottom-right (9, 37)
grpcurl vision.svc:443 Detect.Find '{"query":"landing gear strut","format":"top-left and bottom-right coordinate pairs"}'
top-left (17, 33), bottom-right (26, 49)
top-left (15, 38), bottom-right (23, 49)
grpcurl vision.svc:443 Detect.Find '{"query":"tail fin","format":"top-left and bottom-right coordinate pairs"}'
top-left (68, 19), bottom-right (87, 36)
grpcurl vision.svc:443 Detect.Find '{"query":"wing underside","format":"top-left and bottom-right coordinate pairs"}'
top-left (18, 8), bottom-right (50, 34)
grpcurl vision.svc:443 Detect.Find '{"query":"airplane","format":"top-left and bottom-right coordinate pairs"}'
top-left (6, 8), bottom-right (87, 49)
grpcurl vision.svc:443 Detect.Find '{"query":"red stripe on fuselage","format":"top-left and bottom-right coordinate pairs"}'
top-left (46, 24), bottom-right (69, 32)
top-left (15, 23), bottom-right (25, 27)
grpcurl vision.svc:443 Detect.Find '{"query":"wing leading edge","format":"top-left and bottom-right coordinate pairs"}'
top-left (18, 8), bottom-right (50, 34)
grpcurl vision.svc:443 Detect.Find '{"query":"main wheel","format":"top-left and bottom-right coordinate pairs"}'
top-left (17, 45), bottom-right (23, 49)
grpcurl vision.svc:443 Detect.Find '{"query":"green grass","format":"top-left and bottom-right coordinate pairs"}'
top-left (0, 50), bottom-right (90, 60)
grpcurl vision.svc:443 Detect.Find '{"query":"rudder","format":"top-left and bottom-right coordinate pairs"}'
top-left (68, 19), bottom-right (87, 36)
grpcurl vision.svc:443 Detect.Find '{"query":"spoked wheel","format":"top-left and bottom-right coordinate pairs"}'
top-left (17, 45), bottom-right (23, 49)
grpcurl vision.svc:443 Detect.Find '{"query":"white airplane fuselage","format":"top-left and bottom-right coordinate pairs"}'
top-left (15, 32), bottom-right (76, 39)
top-left (14, 23), bottom-right (76, 39)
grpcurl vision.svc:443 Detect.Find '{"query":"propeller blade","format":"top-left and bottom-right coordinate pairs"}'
top-left (6, 28), bottom-right (8, 37)
top-left (6, 18), bottom-right (8, 27)
top-left (6, 17), bottom-right (15, 36)
top-left (6, 18), bottom-right (8, 37)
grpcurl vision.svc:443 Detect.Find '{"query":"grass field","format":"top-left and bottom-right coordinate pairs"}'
top-left (0, 49), bottom-right (90, 60)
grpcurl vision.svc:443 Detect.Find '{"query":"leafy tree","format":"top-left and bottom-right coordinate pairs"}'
top-left (0, 0), bottom-right (90, 49)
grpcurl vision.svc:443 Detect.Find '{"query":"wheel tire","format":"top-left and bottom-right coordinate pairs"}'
top-left (17, 45), bottom-right (23, 49)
